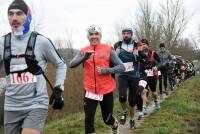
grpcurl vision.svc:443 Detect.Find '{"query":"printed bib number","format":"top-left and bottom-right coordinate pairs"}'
top-left (145, 69), bottom-right (153, 76)
top-left (10, 72), bottom-right (37, 85)
top-left (123, 62), bottom-right (134, 72)
top-left (85, 91), bottom-right (103, 101)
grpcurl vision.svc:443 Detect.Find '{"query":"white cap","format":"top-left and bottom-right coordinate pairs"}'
top-left (87, 25), bottom-right (102, 35)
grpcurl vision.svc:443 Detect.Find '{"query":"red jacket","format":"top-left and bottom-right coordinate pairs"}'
top-left (80, 44), bottom-right (116, 94)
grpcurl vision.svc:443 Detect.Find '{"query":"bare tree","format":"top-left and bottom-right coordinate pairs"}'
top-left (135, 0), bottom-right (163, 49)
top-left (158, 0), bottom-right (190, 50)
top-left (172, 37), bottom-right (197, 60)
top-left (53, 28), bottom-right (76, 63)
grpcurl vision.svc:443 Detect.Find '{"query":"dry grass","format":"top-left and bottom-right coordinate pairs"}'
top-left (46, 63), bottom-right (84, 122)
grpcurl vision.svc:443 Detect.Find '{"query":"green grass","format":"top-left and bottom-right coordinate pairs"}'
top-left (44, 106), bottom-right (112, 134)
top-left (44, 76), bottom-right (200, 134)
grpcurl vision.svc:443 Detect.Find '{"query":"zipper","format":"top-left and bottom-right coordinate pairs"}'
top-left (93, 46), bottom-right (97, 94)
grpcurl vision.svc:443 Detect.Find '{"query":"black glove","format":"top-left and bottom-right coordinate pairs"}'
top-left (49, 86), bottom-right (64, 110)
top-left (83, 52), bottom-right (93, 60)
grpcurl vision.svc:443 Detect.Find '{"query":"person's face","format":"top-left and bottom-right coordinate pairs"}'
top-left (88, 32), bottom-right (101, 45)
top-left (122, 32), bottom-right (132, 41)
top-left (8, 9), bottom-right (26, 31)
top-left (142, 43), bottom-right (149, 49)
top-left (160, 47), bottom-right (165, 52)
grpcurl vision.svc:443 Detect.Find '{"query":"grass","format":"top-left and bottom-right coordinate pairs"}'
top-left (134, 75), bottom-right (200, 134)
top-left (44, 75), bottom-right (200, 134)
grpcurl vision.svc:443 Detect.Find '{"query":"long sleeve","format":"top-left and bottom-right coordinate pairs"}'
top-left (100, 50), bottom-right (125, 74)
top-left (69, 51), bottom-right (85, 68)
top-left (40, 37), bottom-right (67, 87)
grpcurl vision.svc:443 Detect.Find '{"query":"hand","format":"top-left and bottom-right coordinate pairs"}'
top-left (49, 86), bottom-right (64, 110)
top-left (97, 66), bottom-right (108, 75)
top-left (83, 50), bottom-right (95, 60)
top-left (97, 66), bottom-right (102, 74)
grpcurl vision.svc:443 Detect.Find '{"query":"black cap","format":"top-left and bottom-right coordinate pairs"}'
top-left (159, 43), bottom-right (165, 48)
top-left (8, 0), bottom-right (28, 15)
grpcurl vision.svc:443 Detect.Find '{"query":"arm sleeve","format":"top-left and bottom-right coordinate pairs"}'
top-left (69, 51), bottom-right (86, 68)
top-left (42, 37), bottom-right (67, 87)
top-left (100, 50), bottom-right (125, 74)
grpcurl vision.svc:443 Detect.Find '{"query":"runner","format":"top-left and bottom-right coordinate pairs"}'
top-left (139, 39), bottom-right (161, 112)
top-left (157, 43), bottom-right (172, 97)
top-left (0, 0), bottom-right (67, 134)
top-left (114, 28), bottom-right (147, 129)
top-left (69, 25), bottom-right (125, 134)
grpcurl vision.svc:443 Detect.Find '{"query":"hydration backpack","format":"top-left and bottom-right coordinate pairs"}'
top-left (3, 32), bottom-right (53, 90)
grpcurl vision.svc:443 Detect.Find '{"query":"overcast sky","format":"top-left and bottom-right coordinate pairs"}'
top-left (0, 0), bottom-right (199, 49)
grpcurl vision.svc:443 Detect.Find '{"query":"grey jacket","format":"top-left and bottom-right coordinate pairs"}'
top-left (157, 50), bottom-right (172, 68)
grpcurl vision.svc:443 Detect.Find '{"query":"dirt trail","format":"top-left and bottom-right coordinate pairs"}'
top-left (105, 93), bottom-right (171, 134)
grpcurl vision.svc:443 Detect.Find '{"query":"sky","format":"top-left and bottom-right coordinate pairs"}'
top-left (0, 0), bottom-right (199, 49)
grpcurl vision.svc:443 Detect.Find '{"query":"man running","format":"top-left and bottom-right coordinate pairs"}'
top-left (114, 28), bottom-right (146, 129)
top-left (0, 0), bottom-right (67, 134)
top-left (69, 25), bottom-right (125, 134)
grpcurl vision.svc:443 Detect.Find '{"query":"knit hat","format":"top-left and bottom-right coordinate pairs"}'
top-left (8, 0), bottom-right (28, 15)
top-left (122, 27), bottom-right (133, 35)
top-left (159, 43), bottom-right (165, 48)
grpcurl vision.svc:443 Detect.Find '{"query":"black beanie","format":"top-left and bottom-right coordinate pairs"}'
top-left (159, 43), bottom-right (165, 48)
top-left (8, 0), bottom-right (28, 15)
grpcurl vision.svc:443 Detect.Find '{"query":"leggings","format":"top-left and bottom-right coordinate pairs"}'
top-left (118, 75), bottom-right (139, 107)
top-left (84, 92), bottom-right (115, 134)
top-left (159, 68), bottom-right (168, 94)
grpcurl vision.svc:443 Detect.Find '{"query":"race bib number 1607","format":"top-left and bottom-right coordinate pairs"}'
top-left (10, 72), bottom-right (37, 85)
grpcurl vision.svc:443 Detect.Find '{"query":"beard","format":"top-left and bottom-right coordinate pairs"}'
top-left (123, 37), bottom-right (132, 44)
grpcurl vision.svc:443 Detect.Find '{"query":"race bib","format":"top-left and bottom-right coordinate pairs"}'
top-left (10, 72), bottom-right (37, 85)
top-left (139, 80), bottom-right (147, 88)
top-left (145, 69), bottom-right (153, 76)
top-left (123, 62), bottom-right (134, 72)
top-left (85, 91), bottom-right (103, 101)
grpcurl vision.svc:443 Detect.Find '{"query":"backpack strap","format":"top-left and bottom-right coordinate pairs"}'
top-left (3, 33), bottom-right (12, 75)
top-left (25, 31), bottom-right (38, 57)
top-left (25, 31), bottom-right (54, 91)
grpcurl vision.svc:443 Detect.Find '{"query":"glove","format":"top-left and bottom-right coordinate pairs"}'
top-left (83, 51), bottom-right (94, 60)
top-left (49, 86), bottom-right (64, 110)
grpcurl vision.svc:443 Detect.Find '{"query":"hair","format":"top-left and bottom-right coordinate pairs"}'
top-left (141, 38), bottom-right (149, 46)
top-left (159, 43), bottom-right (165, 48)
